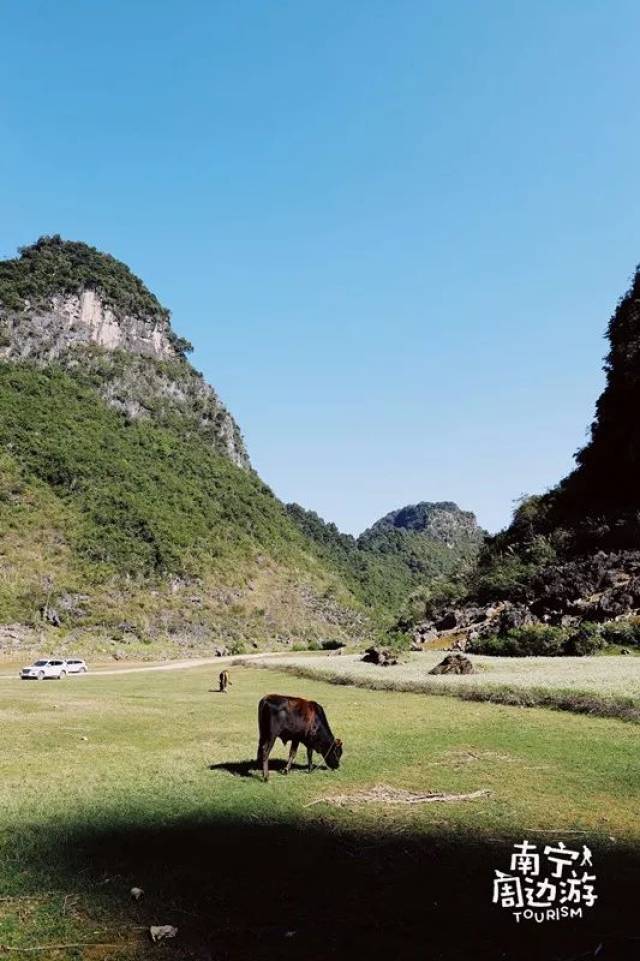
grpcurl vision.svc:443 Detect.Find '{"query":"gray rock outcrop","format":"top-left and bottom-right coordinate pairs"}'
top-left (429, 654), bottom-right (474, 675)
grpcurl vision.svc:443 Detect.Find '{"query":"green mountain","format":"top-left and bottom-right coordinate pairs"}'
top-left (0, 237), bottom-right (370, 656)
top-left (475, 263), bottom-right (640, 601)
top-left (286, 500), bottom-right (484, 615)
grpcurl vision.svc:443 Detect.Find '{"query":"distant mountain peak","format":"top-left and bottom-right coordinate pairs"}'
top-left (360, 501), bottom-right (484, 546)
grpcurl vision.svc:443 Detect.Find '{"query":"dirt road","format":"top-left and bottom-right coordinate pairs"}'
top-left (0, 652), bottom-right (278, 680)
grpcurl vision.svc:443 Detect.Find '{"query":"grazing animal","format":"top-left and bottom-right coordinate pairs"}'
top-left (219, 670), bottom-right (231, 693)
top-left (257, 693), bottom-right (343, 782)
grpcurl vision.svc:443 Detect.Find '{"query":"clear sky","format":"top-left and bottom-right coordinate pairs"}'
top-left (2, 1), bottom-right (640, 535)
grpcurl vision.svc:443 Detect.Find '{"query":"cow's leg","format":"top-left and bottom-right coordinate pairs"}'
top-left (306, 746), bottom-right (313, 772)
top-left (284, 740), bottom-right (299, 774)
top-left (260, 737), bottom-right (276, 782)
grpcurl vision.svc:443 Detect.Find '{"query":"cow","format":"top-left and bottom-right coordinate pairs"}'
top-left (219, 670), bottom-right (231, 693)
top-left (256, 694), bottom-right (343, 782)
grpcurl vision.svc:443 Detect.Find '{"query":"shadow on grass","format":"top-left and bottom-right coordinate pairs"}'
top-left (19, 808), bottom-right (640, 961)
top-left (208, 759), bottom-right (323, 777)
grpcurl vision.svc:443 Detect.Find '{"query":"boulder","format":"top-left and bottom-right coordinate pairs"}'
top-left (497, 603), bottom-right (535, 633)
top-left (435, 611), bottom-right (458, 631)
top-left (361, 647), bottom-right (398, 667)
top-left (413, 626), bottom-right (437, 644)
top-left (42, 606), bottom-right (61, 627)
top-left (429, 654), bottom-right (474, 675)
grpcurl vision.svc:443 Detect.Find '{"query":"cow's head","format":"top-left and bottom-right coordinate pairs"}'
top-left (325, 738), bottom-right (343, 769)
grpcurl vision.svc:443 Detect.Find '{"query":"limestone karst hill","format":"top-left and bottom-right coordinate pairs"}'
top-left (409, 264), bottom-right (640, 655)
top-left (0, 235), bottom-right (247, 466)
top-left (0, 237), bottom-right (372, 655)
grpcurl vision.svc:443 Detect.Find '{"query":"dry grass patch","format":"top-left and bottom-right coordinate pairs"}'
top-left (253, 652), bottom-right (640, 721)
top-left (304, 785), bottom-right (491, 808)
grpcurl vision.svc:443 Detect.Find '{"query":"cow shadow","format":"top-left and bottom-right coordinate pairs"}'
top-left (208, 758), bottom-right (313, 777)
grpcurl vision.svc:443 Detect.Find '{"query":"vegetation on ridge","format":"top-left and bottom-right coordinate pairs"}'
top-left (468, 264), bottom-right (640, 602)
top-left (0, 235), bottom-right (194, 358)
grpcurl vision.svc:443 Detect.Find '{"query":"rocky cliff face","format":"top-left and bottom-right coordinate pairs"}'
top-left (64, 347), bottom-right (248, 468)
top-left (411, 551), bottom-right (640, 652)
top-left (0, 237), bottom-right (249, 469)
top-left (0, 289), bottom-right (175, 362)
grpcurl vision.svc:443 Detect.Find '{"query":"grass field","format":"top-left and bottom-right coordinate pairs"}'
top-left (254, 651), bottom-right (640, 721)
top-left (0, 664), bottom-right (638, 960)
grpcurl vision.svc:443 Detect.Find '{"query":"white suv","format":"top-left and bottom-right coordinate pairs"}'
top-left (65, 659), bottom-right (88, 675)
top-left (20, 658), bottom-right (87, 680)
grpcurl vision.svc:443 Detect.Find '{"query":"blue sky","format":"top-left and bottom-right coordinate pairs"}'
top-left (2, 1), bottom-right (640, 534)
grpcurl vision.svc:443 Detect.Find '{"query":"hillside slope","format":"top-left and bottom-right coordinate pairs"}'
top-left (0, 236), bottom-right (486, 655)
top-left (0, 363), bottom-right (370, 656)
top-left (475, 263), bottom-right (640, 599)
top-left (408, 264), bottom-right (640, 653)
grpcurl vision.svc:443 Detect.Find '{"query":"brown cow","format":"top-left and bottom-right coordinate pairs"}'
top-left (257, 693), bottom-right (343, 782)
top-left (219, 670), bottom-right (231, 693)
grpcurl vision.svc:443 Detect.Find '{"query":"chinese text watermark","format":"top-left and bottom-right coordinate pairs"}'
top-left (493, 840), bottom-right (597, 923)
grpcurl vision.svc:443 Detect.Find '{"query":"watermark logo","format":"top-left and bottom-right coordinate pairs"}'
top-left (493, 840), bottom-right (597, 923)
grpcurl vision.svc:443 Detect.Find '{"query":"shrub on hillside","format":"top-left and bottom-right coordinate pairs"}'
top-left (400, 577), bottom-right (469, 624)
top-left (469, 625), bottom-right (567, 657)
top-left (600, 619), bottom-right (640, 647)
top-left (563, 622), bottom-right (607, 656)
top-left (384, 630), bottom-right (413, 652)
top-left (321, 639), bottom-right (345, 651)
top-left (471, 621), bottom-right (614, 657)
top-left (472, 553), bottom-right (540, 602)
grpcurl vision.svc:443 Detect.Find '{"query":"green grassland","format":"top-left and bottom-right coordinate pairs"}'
top-left (0, 665), bottom-right (638, 959)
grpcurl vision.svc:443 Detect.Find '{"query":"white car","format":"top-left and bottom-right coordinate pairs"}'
top-left (20, 658), bottom-right (87, 680)
top-left (65, 659), bottom-right (88, 675)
